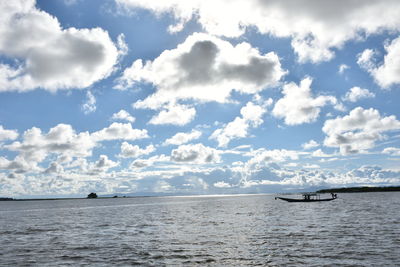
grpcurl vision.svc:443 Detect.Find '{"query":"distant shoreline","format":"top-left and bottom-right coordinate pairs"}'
top-left (317, 186), bottom-right (400, 193)
top-left (1, 187), bottom-right (399, 201)
top-left (0, 196), bottom-right (138, 202)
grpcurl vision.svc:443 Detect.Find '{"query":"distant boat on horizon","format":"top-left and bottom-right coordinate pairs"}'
top-left (275, 193), bottom-right (337, 202)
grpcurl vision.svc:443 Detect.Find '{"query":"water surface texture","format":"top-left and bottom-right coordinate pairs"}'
top-left (1, 193), bottom-right (399, 266)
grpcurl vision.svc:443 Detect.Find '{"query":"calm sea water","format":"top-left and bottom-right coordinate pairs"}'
top-left (0, 193), bottom-right (399, 266)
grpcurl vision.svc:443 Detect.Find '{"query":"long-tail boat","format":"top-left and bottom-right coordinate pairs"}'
top-left (275, 193), bottom-right (337, 202)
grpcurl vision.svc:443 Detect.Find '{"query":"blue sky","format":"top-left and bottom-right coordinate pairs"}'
top-left (1, 0), bottom-right (400, 197)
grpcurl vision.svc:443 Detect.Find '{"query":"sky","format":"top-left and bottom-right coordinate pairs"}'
top-left (1, 0), bottom-right (400, 198)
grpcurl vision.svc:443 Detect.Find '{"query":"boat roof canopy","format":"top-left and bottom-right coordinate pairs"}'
top-left (302, 193), bottom-right (318, 196)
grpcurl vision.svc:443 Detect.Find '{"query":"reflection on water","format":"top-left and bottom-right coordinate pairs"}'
top-left (0, 193), bottom-right (399, 266)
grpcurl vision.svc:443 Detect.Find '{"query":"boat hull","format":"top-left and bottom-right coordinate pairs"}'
top-left (275, 197), bottom-right (336, 202)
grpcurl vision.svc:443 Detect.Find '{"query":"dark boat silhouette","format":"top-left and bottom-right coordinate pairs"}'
top-left (275, 193), bottom-right (337, 202)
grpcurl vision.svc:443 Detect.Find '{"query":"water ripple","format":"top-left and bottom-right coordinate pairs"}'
top-left (0, 193), bottom-right (399, 266)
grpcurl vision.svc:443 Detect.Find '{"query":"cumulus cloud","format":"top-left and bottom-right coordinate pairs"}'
top-left (357, 49), bottom-right (377, 70)
top-left (382, 147), bottom-right (400, 156)
top-left (323, 107), bottom-right (400, 155)
top-left (116, 33), bottom-right (128, 58)
top-left (210, 101), bottom-right (267, 147)
top-left (343, 87), bottom-right (375, 102)
top-left (338, 64), bottom-right (350, 74)
top-left (303, 163), bottom-right (320, 169)
top-left (148, 104), bottom-right (196, 126)
top-left (73, 155), bottom-right (120, 176)
top-left (343, 165), bottom-right (400, 184)
top-left (111, 109), bottom-right (135, 123)
top-left (44, 162), bottom-right (64, 174)
top-left (0, 125), bottom-right (18, 141)
top-left (0, 122), bottom-right (149, 175)
top-left (130, 159), bottom-right (150, 169)
top-left (93, 155), bottom-right (119, 172)
top-left (242, 164), bottom-right (324, 188)
top-left (210, 117), bottom-right (248, 147)
top-left (171, 143), bottom-right (220, 164)
top-left (302, 140), bottom-right (319, 150)
top-left (116, 0), bottom-right (400, 63)
top-left (121, 33), bottom-right (285, 108)
top-left (0, 0), bottom-right (119, 92)
top-left (130, 155), bottom-right (169, 169)
top-left (244, 164), bottom-right (400, 188)
top-left (3, 124), bottom-right (95, 174)
top-left (243, 149), bottom-right (300, 180)
top-left (0, 155), bottom-right (37, 174)
top-left (213, 181), bottom-right (232, 188)
top-left (8, 124), bottom-right (95, 160)
top-left (152, 180), bottom-right (174, 192)
top-left (91, 122), bottom-right (148, 141)
top-left (358, 37), bottom-right (400, 88)
top-left (163, 129), bottom-right (202, 146)
top-left (119, 142), bottom-right (155, 158)
top-left (3, 154), bottom-right (400, 196)
top-left (82, 91), bottom-right (96, 114)
top-left (311, 149), bottom-right (334, 158)
top-left (272, 77), bottom-right (337, 125)
top-left (249, 149), bottom-right (299, 164)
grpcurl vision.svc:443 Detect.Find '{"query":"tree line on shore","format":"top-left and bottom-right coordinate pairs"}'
top-left (317, 186), bottom-right (400, 193)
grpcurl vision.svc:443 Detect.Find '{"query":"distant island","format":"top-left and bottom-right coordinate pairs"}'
top-left (317, 186), bottom-right (400, 193)
top-left (87, 192), bottom-right (98, 198)
top-left (0, 197), bottom-right (14, 201)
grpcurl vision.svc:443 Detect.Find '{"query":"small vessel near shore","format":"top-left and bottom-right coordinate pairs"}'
top-left (275, 193), bottom-right (337, 202)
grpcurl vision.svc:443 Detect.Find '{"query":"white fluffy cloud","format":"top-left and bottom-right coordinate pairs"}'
top-left (302, 140), bottom-right (319, 150)
top-left (4, 124), bottom-right (95, 172)
top-left (44, 162), bottom-right (64, 174)
top-left (245, 149), bottom-right (300, 168)
top-left (213, 181), bottom-right (232, 188)
top-left (210, 117), bottom-right (248, 148)
top-left (171, 143), bottom-right (220, 163)
top-left (323, 107), bottom-right (400, 155)
top-left (148, 104), bottom-right (196, 126)
top-left (243, 164), bottom-right (400, 188)
top-left (163, 130), bottom-right (202, 146)
top-left (210, 101), bottom-right (266, 147)
top-left (357, 49), bottom-right (376, 70)
top-left (343, 165), bottom-right (400, 184)
top-left (0, 155), bottom-right (37, 174)
top-left (121, 33), bottom-right (285, 108)
top-left (116, 0), bottom-right (400, 63)
top-left (0, 123), bottom-right (149, 175)
top-left (91, 155), bottom-right (119, 173)
top-left (338, 64), bottom-right (350, 74)
top-left (82, 91), bottom-right (96, 114)
top-left (358, 37), bottom-right (400, 88)
top-left (91, 122), bottom-right (148, 141)
top-left (343, 87), bottom-right (375, 102)
top-left (111, 109), bottom-right (135, 123)
top-left (382, 147), bottom-right (400, 156)
top-left (273, 77), bottom-right (337, 125)
top-left (5, 162), bottom-right (400, 196)
top-left (130, 155), bottom-right (169, 169)
top-left (0, 0), bottom-right (119, 92)
top-left (0, 125), bottom-right (18, 141)
top-left (311, 149), bottom-right (334, 158)
top-left (119, 142), bottom-right (155, 158)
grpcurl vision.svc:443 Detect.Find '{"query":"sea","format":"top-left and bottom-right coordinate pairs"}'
top-left (0, 192), bottom-right (399, 266)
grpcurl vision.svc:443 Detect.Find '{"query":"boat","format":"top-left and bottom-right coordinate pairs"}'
top-left (275, 193), bottom-right (337, 202)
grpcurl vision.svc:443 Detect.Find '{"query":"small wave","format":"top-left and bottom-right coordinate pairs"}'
top-left (0, 193), bottom-right (399, 266)
top-left (71, 246), bottom-right (95, 251)
top-left (25, 227), bottom-right (57, 233)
